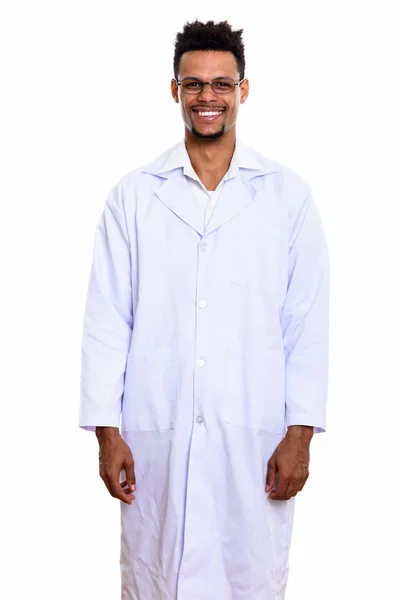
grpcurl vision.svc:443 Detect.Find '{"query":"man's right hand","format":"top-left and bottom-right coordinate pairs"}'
top-left (96, 426), bottom-right (136, 505)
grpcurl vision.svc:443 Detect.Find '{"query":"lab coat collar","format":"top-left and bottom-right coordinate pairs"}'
top-left (140, 139), bottom-right (278, 236)
top-left (141, 137), bottom-right (277, 178)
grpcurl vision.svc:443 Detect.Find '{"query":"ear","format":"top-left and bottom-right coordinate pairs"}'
top-left (171, 78), bottom-right (179, 103)
top-left (240, 78), bottom-right (249, 104)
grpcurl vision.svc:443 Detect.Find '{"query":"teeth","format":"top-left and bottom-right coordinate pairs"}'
top-left (197, 111), bottom-right (222, 116)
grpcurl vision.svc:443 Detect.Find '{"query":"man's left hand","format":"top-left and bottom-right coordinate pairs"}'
top-left (265, 425), bottom-right (313, 500)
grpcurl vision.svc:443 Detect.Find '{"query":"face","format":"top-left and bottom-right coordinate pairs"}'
top-left (171, 50), bottom-right (249, 140)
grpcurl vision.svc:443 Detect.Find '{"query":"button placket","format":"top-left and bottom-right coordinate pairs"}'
top-left (193, 236), bottom-right (210, 425)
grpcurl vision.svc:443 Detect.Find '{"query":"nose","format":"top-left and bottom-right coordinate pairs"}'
top-left (197, 82), bottom-right (218, 101)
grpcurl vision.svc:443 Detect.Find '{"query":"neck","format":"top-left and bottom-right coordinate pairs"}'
top-left (184, 128), bottom-right (236, 190)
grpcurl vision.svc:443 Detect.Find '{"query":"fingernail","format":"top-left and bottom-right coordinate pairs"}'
top-left (131, 484), bottom-right (136, 491)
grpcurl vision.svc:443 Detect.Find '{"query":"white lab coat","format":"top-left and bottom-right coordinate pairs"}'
top-left (79, 139), bottom-right (330, 599)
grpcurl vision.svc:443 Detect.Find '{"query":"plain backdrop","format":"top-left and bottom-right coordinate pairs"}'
top-left (1, 1), bottom-right (399, 598)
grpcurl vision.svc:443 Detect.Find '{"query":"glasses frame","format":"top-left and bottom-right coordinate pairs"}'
top-left (175, 76), bottom-right (246, 95)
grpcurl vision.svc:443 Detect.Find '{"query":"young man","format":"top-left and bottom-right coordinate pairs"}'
top-left (79, 19), bottom-right (330, 600)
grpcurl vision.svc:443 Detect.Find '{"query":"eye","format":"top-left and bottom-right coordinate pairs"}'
top-left (212, 79), bottom-right (235, 92)
top-left (183, 80), bottom-right (202, 88)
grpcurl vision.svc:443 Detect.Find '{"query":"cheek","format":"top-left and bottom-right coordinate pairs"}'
top-left (226, 104), bottom-right (238, 120)
top-left (183, 104), bottom-right (193, 119)
top-left (180, 104), bottom-right (190, 120)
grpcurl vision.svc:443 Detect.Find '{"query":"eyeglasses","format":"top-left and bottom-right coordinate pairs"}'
top-left (176, 77), bottom-right (245, 95)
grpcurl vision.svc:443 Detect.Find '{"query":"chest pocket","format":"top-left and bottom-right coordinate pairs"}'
top-left (230, 224), bottom-right (287, 296)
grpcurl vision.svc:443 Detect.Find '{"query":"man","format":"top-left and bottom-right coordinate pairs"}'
top-left (79, 19), bottom-right (330, 600)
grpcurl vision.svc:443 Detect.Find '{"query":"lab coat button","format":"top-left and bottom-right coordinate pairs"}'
top-left (199, 300), bottom-right (207, 308)
top-left (196, 416), bottom-right (204, 423)
top-left (196, 358), bottom-right (205, 367)
top-left (200, 243), bottom-right (207, 252)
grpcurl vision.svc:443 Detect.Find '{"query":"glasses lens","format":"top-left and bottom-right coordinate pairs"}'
top-left (212, 78), bottom-right (236, 93)
top-left (181, 79), bottom-right (204, 94)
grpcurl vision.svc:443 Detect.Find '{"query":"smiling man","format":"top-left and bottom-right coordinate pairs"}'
top-left (79, 19), bottom-right (330, 600)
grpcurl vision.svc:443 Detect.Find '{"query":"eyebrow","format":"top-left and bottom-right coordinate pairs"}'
top-left (181, 75), bottom-right (233, 80)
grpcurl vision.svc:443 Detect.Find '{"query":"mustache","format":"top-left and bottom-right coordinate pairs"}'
top-left (190, 106), bottom-right (226, 110)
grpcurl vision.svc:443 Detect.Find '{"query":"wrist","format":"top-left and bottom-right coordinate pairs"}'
top-left (286, 425), bottom-right (314, 442)
top-left (95, 426), bottom-right (120, 442)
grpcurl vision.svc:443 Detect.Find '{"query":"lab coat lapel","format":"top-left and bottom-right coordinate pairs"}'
top-left (154, 169), bottom-right (205, 236)
top-left (144, 143), bottom-right (279, 236)
top-left (204, 172), bottom-right (255, 235)
top-left (154, 169), bottom-right (263, 237)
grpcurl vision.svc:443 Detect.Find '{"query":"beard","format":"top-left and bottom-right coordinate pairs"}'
top-left (190, 123), bottom-right (225, 140)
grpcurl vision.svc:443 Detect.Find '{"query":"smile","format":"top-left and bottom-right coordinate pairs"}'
top-left (192, 109), bottom-right (225, 122)
top-left (197, 111), bottom-right (222, 116)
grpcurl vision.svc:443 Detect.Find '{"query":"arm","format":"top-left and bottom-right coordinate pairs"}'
top-left (79, 182), bottom-right (133, 431)
top-left (282, 189), bottom-right (330, 433)
top-left (79, 183), bottom-right (135, 503)
top-left (266, 189), bottom-right (330, 500)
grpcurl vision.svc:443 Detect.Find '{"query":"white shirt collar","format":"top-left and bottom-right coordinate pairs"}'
top-left (158, 137), bottom-right (262, 181)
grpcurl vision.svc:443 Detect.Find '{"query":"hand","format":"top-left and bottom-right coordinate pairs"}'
top-left (96, 427), bottom-right (136, 505)
top-left (265, 425), bottom-right (313, 500)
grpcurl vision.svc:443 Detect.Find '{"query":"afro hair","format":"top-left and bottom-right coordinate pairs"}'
top-left (173, 19), bottom-right (245, 80)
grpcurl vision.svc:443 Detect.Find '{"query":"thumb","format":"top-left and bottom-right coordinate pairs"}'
top-left (124, 454), bottom-right (136, 492)
top-left (265, 456), bottom-right (277, 492)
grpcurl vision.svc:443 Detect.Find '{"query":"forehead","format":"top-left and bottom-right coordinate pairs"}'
top-left (179, 50), bottom-right (239, 79)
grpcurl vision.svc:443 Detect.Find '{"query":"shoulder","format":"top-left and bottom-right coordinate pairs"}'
top-left (240, 140), bottom-right (311, 198)
top-left (104, 143), bottom-right (180, 210)
top-left (241, 141), bottom-right (317, 232)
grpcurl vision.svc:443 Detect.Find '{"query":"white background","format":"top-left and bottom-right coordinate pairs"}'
top-left (1, 1), bottom-right (399, 598)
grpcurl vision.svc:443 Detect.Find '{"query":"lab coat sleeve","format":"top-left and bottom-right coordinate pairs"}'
top-left (79, 183), bottom-right (133, 432)
top-left (281, 190), bottom-right (330, 433)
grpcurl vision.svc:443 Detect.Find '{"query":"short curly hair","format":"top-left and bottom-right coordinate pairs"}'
top-left (173, 19), bottom-right (245, 81)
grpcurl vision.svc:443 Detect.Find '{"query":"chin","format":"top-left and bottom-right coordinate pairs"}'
top-left (191, 125), bottom-right (226, 140)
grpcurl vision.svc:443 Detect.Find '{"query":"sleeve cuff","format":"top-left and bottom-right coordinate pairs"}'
top-left (285, 412), bottom-right (326, 434)
top-left (79, 414), bottom-right (121, 432)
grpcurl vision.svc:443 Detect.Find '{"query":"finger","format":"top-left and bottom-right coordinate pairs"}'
top-left (109, 474), bottom-right (135, 504)
top-left (297, 469), bottom-right (310, 492)
top-left (269, 473), bottom-right (289, 501)
top-left (120, 480), bottom-right (132, 490)
top-left (265, 457), bottom-right (278, 492)
top-left (287, 489), bottom-right (298, 499)
top-left (124, 455), bottom-right (136, 492)
top-left (286, 465), bottom-right (309, 497)
top-left (285, 480), bottom-right (300, 500)
top-left (284, 464), bottom-right (308, 498)
top-left (119, 480), bottom-right (136, 496)
top-left (104, 469), bottom-right (133, 502)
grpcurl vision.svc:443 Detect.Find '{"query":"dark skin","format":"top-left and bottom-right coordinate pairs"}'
top-left (96, 427), bottom-right (136, 504)
top-left (266, 425), bottom-right (313, 500)
top-left (96, 50), bottom-right (314, 504)
top-left (170, 50), bottom-right (249, 191)
top-left (96, 423), bottom-right (313, 504)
